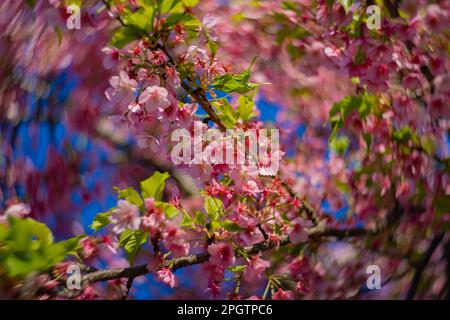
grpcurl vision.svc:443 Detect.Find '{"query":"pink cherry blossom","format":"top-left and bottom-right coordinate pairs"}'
top-left (156, 268), bottom-right (177, 288)
top-left (243, 255), bottom-right (271, 282)
top-left (207, 242), bottom-right (235, 267)
top-left (289, 218), bottom-right (313, 244)
top-left (109, 200), bottom-right (141, 234)
top-left (3, 203), bottom-right (30, 218)
top-left (242, 180), bottom-right (261, 197)
top-left (1, 0), bottom-right (448, 301)
top-left (272, 288), bottom-right (295, 300)
top-left (101, 235), bottom-right (119, 254)
top-left (138, 86), bottom-right (170, 110)
top-left (80, 237), bottom-right (98, 259)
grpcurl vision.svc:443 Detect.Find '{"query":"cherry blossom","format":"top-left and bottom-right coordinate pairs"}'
top-left (109, 200), bottom-right (141, 234)
top-left (156, 268), bottom-right (178, 288)
top-left (207, 242), bottom-right (235, 268)
top-left (0, 0), bottom-right (448, 301)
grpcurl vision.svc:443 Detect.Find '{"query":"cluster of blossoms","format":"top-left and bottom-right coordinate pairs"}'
top-left (200, 0), bottom-right (449, 278)
top-left (0, 0), bottom-right (448, 300)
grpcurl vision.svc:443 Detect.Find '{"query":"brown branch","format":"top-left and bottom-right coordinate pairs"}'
top-left (381, 0), bottom-right (399, 18)
top-left (185, 86), bottom-right (227, 131)
top-left (281, 180), bottom-right (319, 225)
top-left (56, 226), bottom-right (372, 298)
top-left (257, 223), bottom-right (269, 240)
top-left (406, 232), bottom-right (445, 300)
top-left (121, 276), bottom-right (135, 300)
top-left (103, 3), bottom-right (227, 133)
top-left (441, 239), bottom-right (450, 300)
top-left (155, 43), bottom-right (227, 132)
top-left (101, 1), bottom-right (224, 132)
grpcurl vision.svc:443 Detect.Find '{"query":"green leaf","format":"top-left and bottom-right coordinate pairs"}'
top-left (275, 25), bottom-right (310, 45)
top-left (339, 0), bottom-right (354, 12)
top-left (228, 265), bottom-right (246, 273)
top-left (0, 217), bottom-right (79, 277)
top-left (194, 211), bottom-right (206, 225)
top-left (210, 220), bottom-right (221, 230)
top-left (4, 255), bottom-right (45, 277)
top-left (330, 135), bottom-right (350, 155)
top-left (155, 201), bottom-right (180, 219)
top-left (54, 26), bottom-right (63, 46)
top-left (420, 136), bottom-right (436, 156)
top-left (354, 47), bottom-right (366, 65)
top-left (393, 127), bottom-right (418, 144)
top-left (207, 36), bottom-right (218, 60)
top-left (335, 180), bottom-right (351, 193)
top-left (111, 26), bottom-right (142, 49)
top-left (211, 61), bottom-right (259, 95)
top-left (160, 0), bottom-right (182, 13)
top-left (59, 235), bottom-right (85, 254)
top-left (329, 95), bottom-right (361, 119)
top-left (164, 12), bottom-right (200, 31)
top-left (7, 217), bottom-right (54, 250)
top-left (0, 223), bottom-right (7, 242)
top-left (237, 94), bottom-right (256, 122)
top-left (363, 133), bottom-right (372, 151)
top-left (203, 20), bottom-right (218, 60)
top-left (211, 70), bottom-right (259, 94)
top-left (213, 99), bottom-right (237, 129)
top-left (90, 211), bottom-right (112, 231)
top-left (204, 196), bottom-right (223, 222)
top-left (329, 94), bottom-right (377, 142)
top-left (124, 7), bottom-right (154, 34)
top-left (435, 195), bottom-right (450, 216)
top-left (221, 220), bottom-right (242, 232)
top-left (140, 171), bottom-right (170, 201)
top-left (25, 0), bottom-right (37, 7)
top-left (119, 229), bottom-right (149, 265)
top-left (181, 0), bottom-right (199, 7)
top-left (114, 187), bottom-right (144, 208)
top-left (180, 212), bottom-right (194, 227)
top-left (329, 96), bottom-right (360, 141)
top-left (28, 218), bottom-right (54, 245)
top-left (359, 94), bottom-right (377, 117)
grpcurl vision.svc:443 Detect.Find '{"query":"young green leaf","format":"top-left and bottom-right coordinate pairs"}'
top-left (211, 70), bottom-right (259, 94)
top-left (212, 99), bottom-right (237, 129)
top-left (114, 187), bottom-right (144, 208)
top-left (228, 265), bottom-right (246, 273)
top-left (140, 171), bottom-right (170, 201)
top-left (330, 135), bottom-right (350, 155)
top-left (194, 211), bottom-right (206, 225)
top-left (156, 201), bottom-right (180, 219)
top-left (237, 94), bottom-right (256, 122)
top-left (90, 210), bottom-right (112, 231)
top-left (111, 26), bottom-right (143, 49)
top-left (204, 196), bottom-right (223, 222)
top-left (119, 229), bottom-right (149, 266)
top-left (221, 220), bottom-right (242, 232)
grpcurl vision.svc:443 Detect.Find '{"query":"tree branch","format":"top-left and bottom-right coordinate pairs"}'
top-left (441, 239), bottom-right (450, 299)
top-left (281, 180), bottom-right (319, 224)
top-left (155, 43), bottom-right (227, 132)
top-left (406, 232), bottom-right (445, 300)
top-left (56, 226), bottom-right (373, 298)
